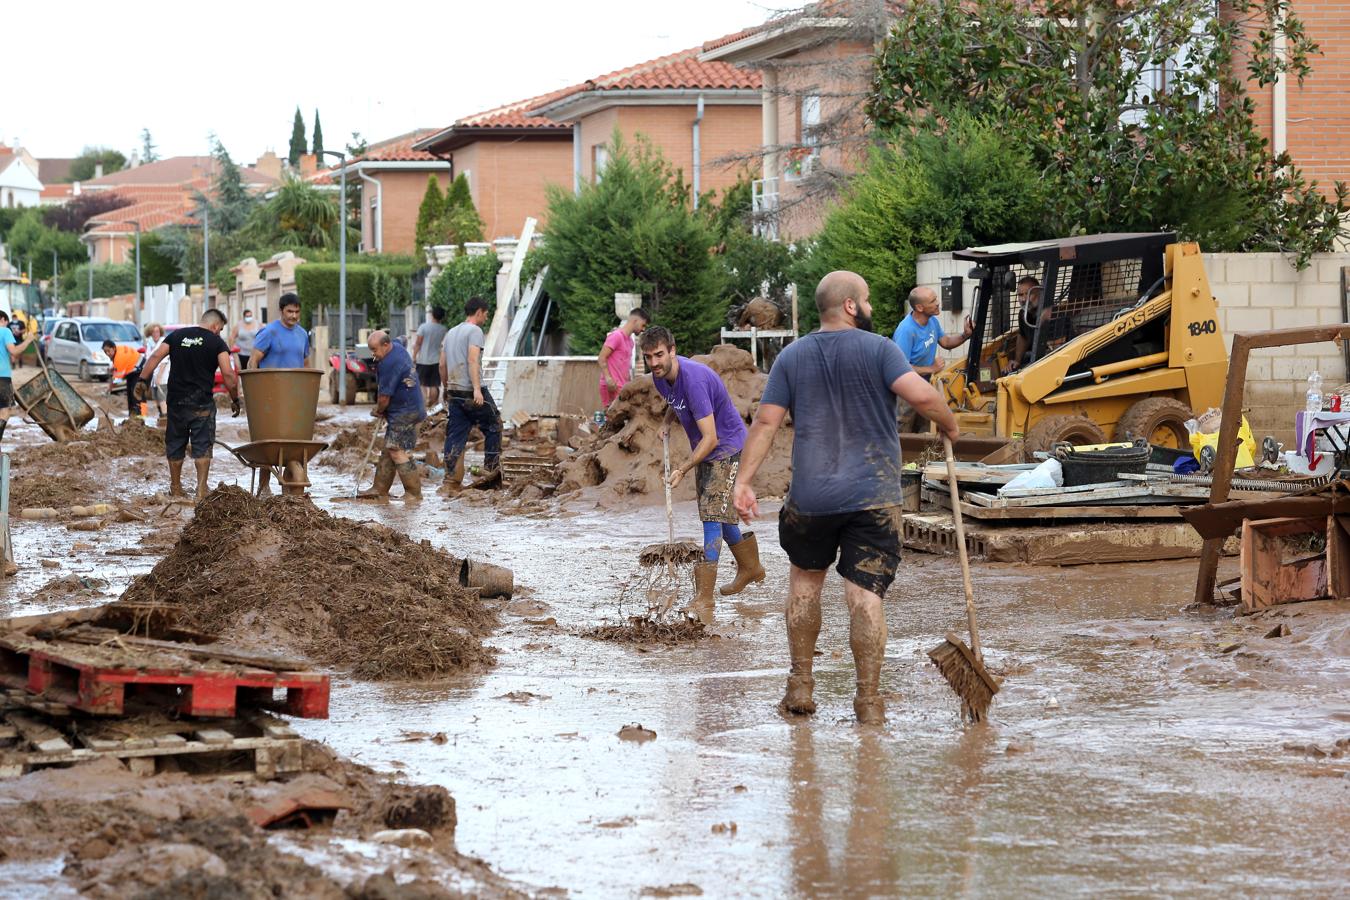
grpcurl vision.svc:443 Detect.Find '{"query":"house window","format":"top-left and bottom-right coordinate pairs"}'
top-left (593, 145), bottom-right (610, 182)
top-left (1120, 6), bottom-right (1216, 126)
top-left (786, 94), bottom-right (822, 181)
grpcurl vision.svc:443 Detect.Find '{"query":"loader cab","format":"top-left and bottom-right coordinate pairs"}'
top-left (958, 232), bottom-right (1173, 386)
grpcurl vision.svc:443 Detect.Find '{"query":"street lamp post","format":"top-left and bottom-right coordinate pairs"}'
top-left (320, 150), bottom-right (347, 404)
top-left (202, 209), bottom-right (210, 313)
top-left (127, 221), bottom-right (141, 322)
top-left (51, 249), bottom-right (57, 310)
top-left (87, 243), bottom-right (94, 304)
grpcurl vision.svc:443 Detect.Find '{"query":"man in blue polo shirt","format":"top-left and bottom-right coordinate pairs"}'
top-left (358, 330), bottom-right (426, 500)
top-left (891, 286), bottom-right (972, 431)
top-left (252, 292), bottom-right (311, 369)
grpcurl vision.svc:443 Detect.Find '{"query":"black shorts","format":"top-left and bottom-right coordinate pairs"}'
top-left (778, 503), bottom-right (903, 597)
top-left (416, 363), bottom-right (440, 388)
top-left (165, 402), bottom-right (217, 461)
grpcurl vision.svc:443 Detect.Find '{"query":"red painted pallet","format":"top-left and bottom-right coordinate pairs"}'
top-left (0, 635), bottom-right (329, 719)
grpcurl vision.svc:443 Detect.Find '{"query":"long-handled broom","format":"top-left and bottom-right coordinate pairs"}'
top-left (928, 435), bottom-right (1001, 723)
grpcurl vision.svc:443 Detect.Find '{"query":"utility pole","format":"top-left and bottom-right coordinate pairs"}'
top-left (128, 221), bottom-right (142, 322)
top-left (202, 208), bottom-right (210, 312)
top-left (321, 149), bottom-right (348, 403)
top-left (87, 243), bottom-right (94, 304)
top-left (51, 249), bottom-right (57, 311)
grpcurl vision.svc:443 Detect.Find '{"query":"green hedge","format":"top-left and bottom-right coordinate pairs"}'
top-left (294, 261), bottom-right (414, 328)
top-left (426, 252), bottom-right (499, 328)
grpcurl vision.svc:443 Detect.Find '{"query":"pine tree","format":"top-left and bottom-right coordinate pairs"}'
top-left (311, 109), bottom-right (324, 161)
top-left (414, 175), bottom-right (447, 249)
top-left (288, 107), bottom-right (307, 167)
top-left (140, 128), bottom-right (159, 163)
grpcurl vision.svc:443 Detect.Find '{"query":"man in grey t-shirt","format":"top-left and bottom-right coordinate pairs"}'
top-left (412, 307), bottom-right (449, 407)
top-left (734, 270), bottom-right (958, 726)
top-left (438, 297), bottom-right (502, 494)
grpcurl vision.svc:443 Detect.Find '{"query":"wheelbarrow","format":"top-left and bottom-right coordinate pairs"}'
top-left (14, 352), bottom-right (94, 442)
top-left (225, 367), bottom-right (328, 497)
top-left (216, 439), bottom-right (328, 496)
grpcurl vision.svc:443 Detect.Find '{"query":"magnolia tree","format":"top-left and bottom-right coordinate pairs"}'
top-left (869, 0), bottom-right (1346, 266)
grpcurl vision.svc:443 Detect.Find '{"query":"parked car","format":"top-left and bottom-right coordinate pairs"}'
top-left (37, 318), bottom-right (59, 361)
top-left (47, 317), bottom-right (143, 382)
top-left (161, 324), bottom-right (239, 394)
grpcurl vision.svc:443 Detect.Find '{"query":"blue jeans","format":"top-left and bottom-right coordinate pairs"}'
top-left (444, 391), bottom-right (502, 473)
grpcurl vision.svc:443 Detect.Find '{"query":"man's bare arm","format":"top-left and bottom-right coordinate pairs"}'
top-left (468, 343), bottom-right (484, 404)
top-left (733, 403), bottom-right (787, 522)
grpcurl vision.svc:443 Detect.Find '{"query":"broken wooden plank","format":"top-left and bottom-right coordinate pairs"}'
top-left (5, 712), bottom-right (73, 753)
top-left (925, 487), bottom-right (1183, 520)
top-left (55, 627), bottom-right (308, 672)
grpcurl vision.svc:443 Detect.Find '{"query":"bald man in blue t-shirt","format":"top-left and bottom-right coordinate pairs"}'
top-left (891, 286), bottom-right (972, 432)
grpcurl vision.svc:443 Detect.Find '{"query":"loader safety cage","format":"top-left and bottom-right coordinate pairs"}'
top-left (953, 232), bottom-right (1174, 386)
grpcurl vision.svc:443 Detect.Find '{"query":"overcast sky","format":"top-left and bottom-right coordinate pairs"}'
top-left (7, 0), bottom-right (776, 164)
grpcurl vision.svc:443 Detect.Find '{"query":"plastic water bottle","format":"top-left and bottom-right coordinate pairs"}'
top-left (1306, 371), bottom-right (1323, 414)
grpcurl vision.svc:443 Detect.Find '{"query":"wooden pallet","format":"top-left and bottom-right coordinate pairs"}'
top-left (901, 513), bottom-right (989, 559)
top-left (0, 630), bottom-right (329, 719)
top-left (0, 707), bottom-right (303, 779)
top-left (500, 453), bottom-right (556, 484)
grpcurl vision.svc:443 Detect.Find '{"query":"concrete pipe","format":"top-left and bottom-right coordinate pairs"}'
top-left (459, 558), bottom-right (514, 599)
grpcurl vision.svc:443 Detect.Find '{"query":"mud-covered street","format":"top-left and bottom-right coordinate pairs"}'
top-left (1, 392), bottom-right (1347, 897)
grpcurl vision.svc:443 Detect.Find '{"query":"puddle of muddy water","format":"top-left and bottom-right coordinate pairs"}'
top-left (7, 401), bottom-right (1349, 897)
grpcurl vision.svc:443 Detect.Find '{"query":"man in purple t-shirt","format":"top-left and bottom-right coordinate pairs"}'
top-left (641, 326), bottom-right (766, 623)
top-left (598, 307), bottom-right (650, 407)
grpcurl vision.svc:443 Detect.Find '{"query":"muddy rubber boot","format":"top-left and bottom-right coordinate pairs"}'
top-left (358, 457), bottom-right (396, 499)
top-left (439, 456), bottom-right (465, 496)
top-left (851, 601), bottom-right (887, 726)
top-left (397, 461), bottom-right (422, 500)
top-left (780, 599), bottom-right (820, 716)
top-left (719, 532), bottom-right (766, 596)
top-left (469, 467), bottom-right (503, 490)
top-left (686, 561), bottom-right (718, 624)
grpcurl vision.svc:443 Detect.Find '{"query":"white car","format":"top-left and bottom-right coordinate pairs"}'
top-left (47, 317), bottom-right (142, 382)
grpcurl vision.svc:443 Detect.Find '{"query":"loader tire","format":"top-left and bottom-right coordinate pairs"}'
top-left (1023, 414), bottom-right (1106, 455)
top-left (1117, 397), bottom-right (1192, 449)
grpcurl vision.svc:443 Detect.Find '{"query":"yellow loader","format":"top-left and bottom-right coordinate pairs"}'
top-left (931, 232), bottom-right (1228, 457)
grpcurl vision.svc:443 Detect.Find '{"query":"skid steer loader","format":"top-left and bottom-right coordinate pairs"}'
top-left (931, 233), bottom-right (1228, 457)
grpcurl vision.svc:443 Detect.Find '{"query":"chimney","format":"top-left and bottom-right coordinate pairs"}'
top-left (253, 151), bottom-right (282, 180)
top-left (299, 153), bottom-right (318, 178)
top-left (94, 163), bottom-right (104, 179)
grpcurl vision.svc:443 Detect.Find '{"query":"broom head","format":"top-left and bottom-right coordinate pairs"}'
top-left (928, 632), bottom-right (1001, 724)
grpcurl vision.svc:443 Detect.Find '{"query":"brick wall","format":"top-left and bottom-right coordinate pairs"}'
top-left (576, 103), bottom-right (761, 195)
top-left (465, 138), bottom-right (573, 241)
top-left (1245, 0), bottom-right (1350, 196)
top-left (916, 250), bottom-right (1350, 443)
top-left (372, 170), bottom-right (447, 257)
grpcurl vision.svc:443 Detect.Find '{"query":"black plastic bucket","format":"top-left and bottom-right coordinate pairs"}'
top-left (1055, 441), bottom-right (1151, 487)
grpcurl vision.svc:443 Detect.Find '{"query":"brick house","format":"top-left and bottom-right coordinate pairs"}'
top-left (332, 130), bottom-right (451, 256)
top-left (701, 1), bottom-right (893, 240)
top-left (528, 46), bottom-right (763, 199)
top-left (79, 156), bottom-right (278, 265)
top-left (705, 0), bottom-right (1350, 239)
top-left (411, 91), bottom-right (575, 242)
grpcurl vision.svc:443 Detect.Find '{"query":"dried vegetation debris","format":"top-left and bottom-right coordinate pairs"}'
top-left (120, 486), bottom-right (498, 679)
top-left (15, 417), bottom-right (165, 467)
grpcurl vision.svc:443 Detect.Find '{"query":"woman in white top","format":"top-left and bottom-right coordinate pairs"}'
top-left (142, 323), bottom-right (166, 415)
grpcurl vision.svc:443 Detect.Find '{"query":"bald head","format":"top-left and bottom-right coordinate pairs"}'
top-left (367, 330), bottom-right (394, 361)
top-left (815, 271), bottom-right (869, 319)
top-left (908, 286), bottom-right (937, 310)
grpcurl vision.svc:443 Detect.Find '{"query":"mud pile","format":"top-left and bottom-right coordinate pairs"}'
top-left (14, 418), bottom-right (165, 467)
top-left (556, 345), bottom-right (793, 506)
top-left (120, 486), bottom-right (497, 679)
top-left (10, 472), bottom-right (103, 509)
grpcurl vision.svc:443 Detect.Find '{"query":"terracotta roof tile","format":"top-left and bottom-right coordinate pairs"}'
top-left (582, 43), bottom-right (761, 92)
top-left (84, 156), bottom-right (276, 188)
top-left (347, 129), bottom-right (444, 164)
top-left (456, 84), bottom-right (586, 129)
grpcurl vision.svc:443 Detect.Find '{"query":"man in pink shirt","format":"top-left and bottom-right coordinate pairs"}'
top-left (598, 307), bottom-right (650, 406)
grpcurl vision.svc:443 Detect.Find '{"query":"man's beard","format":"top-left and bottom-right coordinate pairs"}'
top-left (854, 310), bottom-right (874, 333)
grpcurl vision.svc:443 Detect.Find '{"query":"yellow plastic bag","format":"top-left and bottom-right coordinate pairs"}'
top-left (1189, 416), bottom-right (1256, 469)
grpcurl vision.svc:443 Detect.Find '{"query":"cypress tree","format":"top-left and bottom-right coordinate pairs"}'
top-left (311, 109), bottom-right (325, 160)
top-left (288, 107), bottom-right (307, 167)
top-left (414, 175), bottom-right (447, 249)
